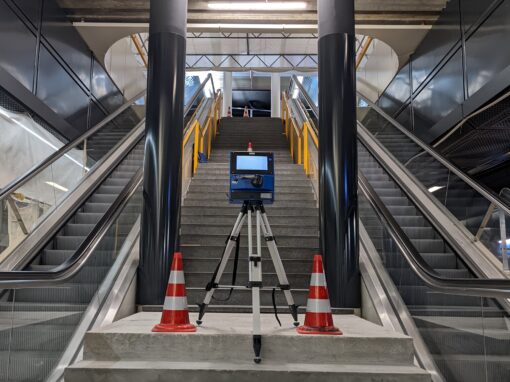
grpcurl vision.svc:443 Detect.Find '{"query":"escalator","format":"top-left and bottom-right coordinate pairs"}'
top-left (0, 75), bottom-right (219, 382)
top-left (286, 77), bottom-right (510, 382)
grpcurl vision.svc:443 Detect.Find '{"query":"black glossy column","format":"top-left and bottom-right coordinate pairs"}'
top-left (318, 0), bottom-right (360, 308)
top-left (138, 0), bottom-right (187, 305)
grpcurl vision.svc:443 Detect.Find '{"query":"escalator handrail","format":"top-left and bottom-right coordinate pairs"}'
top-left (356, 92), bottom-right (510, 218)
top-left (184, 73), bottom-right (214, 117)
top-left (290, 75), bottom-right (319, 119)
top-left (0, 167), bottom-right (143, 289)
top-left (0, 89), bottom-right (147, 203)
top-left (358, 171), bottom-right (510, 299)
top-left (284, 88), bottom-right (510, 297)
top-left (290, 75), bottom-right (510, 217)
top-left (0, 76), bottom-right (219, 287)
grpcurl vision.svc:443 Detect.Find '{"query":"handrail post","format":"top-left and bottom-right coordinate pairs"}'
top-left (500, 210), bottom-right (508, 271)
top-left (193, 121), bottom-right (200, 174)
top-left (303, 122), bottom-right (309, 175)
top-left (82, 139), bottom-right (88, 175)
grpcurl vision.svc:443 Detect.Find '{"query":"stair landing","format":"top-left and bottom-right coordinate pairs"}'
top-left (65, 312), bottom-right (430, 382)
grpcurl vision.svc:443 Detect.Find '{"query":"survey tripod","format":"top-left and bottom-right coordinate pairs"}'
top-left (196, 200), bottom-right (300, 363)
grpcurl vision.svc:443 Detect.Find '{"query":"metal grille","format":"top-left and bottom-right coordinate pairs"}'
top-left (436, 90), bottom-right (510, 175)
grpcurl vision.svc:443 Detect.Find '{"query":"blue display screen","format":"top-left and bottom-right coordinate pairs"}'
top-left (236, 155), bottom-right (268, 171)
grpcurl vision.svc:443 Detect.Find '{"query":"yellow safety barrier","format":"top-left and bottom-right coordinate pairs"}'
top-left (281, 92), bottom-right (318, 177)
top-left (183, 91), bottom-right (223, 176)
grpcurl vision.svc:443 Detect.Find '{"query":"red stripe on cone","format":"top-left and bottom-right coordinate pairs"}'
top-left (312, 254), bottom-right (324, 273)
top-left (308, 285), bottom-right (329, 300)
top-left (152, 252), bottom-right (196, 333)
top-left (166, 283), bottom-right (186, 297)
top-left (171, 253), bottom-right (183, 271)
top-left (297, 253), bottom-right (342, 335)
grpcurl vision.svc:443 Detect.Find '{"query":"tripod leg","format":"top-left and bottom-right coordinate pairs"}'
top-left (251, 208), bottom-right (263, 363)
top-left (260, 210), bottom-right (299, 326)
top-left (197, 208), bottom-right (247, 325)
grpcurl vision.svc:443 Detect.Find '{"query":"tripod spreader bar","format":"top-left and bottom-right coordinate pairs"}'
top-left (212, 284), bottom-right (290, 291)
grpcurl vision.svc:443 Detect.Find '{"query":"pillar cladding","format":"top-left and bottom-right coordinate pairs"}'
top-left (222, 71), bottom-right (233, 117)
top-left (138, 0), bottom-right (187, 305)
top-left (317, 0), bottom-right (360, 308)
top-left (271, 72), bottom-right (281, 118)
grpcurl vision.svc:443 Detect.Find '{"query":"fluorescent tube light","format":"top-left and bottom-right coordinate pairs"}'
top-left (208, 2), bottom-right (307, 11)
top-left (45, 181), bottom-right (69, 192)
top-left (428, 186), bottom-right (444, 193)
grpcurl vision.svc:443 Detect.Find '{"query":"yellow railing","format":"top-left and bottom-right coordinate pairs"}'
top-left (281, 92), bottom-right (319, 196)
top-left (182, 91), bottom-right (223, 177)
top-left (281, 92), bottom-right (304, 165)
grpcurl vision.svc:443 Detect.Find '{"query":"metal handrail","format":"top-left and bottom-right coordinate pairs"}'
top-left (0, 75), bottom-right (219, 287)
top-left (476, 187), bottom-right (510, 240)
top-left (358, 171), bottom-right (510, 298)
top-left (0, 89), bottom-right (146, 203)
top-left (0, 168), bottom-right (143, 288)
top-left (184, 73), bottom-right (214, 117)
top-left (290, 75), bottom-right (319, 118)
top-left (290, 75), bottom-right (510, 217)
top-left (356, 92), bottom-right (510, 218)
top-left (284, 84), bottom-right (510, 298)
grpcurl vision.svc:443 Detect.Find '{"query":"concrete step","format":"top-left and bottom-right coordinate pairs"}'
top-left (181, 215), bottom-right (318, 226)
top-left (181, 224), bottom-right (318, 236)
top-left (183, 199), bottom-right (317, 208)
top-left (185, 271), bottom-right (310, 289)
top-left (65, 312), bottom-right (429, 382)
top-left (187, 287), bottom-right (309, 306)
top-left (180, 234), bottom-right (319, 248)
top-left (180, 245), bottom-right (317, 260)
top-left (188, 185), bottom-right (313, 194)
top-left (65, 361), bottom-right (431, 382)
top-left (184, 257), bottom-right (312, 273)
top-left (181, 206), bottom-right (318, 217)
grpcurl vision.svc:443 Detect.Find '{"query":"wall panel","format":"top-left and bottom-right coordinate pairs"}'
top-left (377, 63), bottom-right (411, 117)
top-left (13, 0), bottom-right (42, 28)
top-left (0, 1), bottom-right (37, 92)
top-left (465, 0), bottom-right (510, 96)
top-left (413, 49), bottom-right (464, 135)
top-left (377, 0), bottom-right (510, 145)
top-left (411, 0), bottom-right (462, 92)
top-left (36, 45), bottom-right (90, 135)
top-left (41, 0), bottom-right (92, 90)
top-left (0, 0), bottom-right (127, 140)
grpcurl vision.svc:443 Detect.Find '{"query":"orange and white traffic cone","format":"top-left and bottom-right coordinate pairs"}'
top-left (247, 141), bottom-right (253, 152)
top-left (152, 252), bottom-right (196, 333)
top-left (297, 254), bottom-right (342, 335)
top-left (243, 106), bottom-right (250, 118)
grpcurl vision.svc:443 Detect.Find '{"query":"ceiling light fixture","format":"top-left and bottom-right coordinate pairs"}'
top-left (427, 186), bottom-right (445, 193)
top-left (208, 2), bottom-right (307, 11)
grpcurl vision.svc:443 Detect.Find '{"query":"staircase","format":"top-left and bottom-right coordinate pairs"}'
top-left (181, 117), bottom-right (319, 309)
top-left (66, 312), bottom-right (430, 381)
top-left (65, 117), bottom-right (431, 382)
top-left (0, 143), bottom-right (144, 382)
